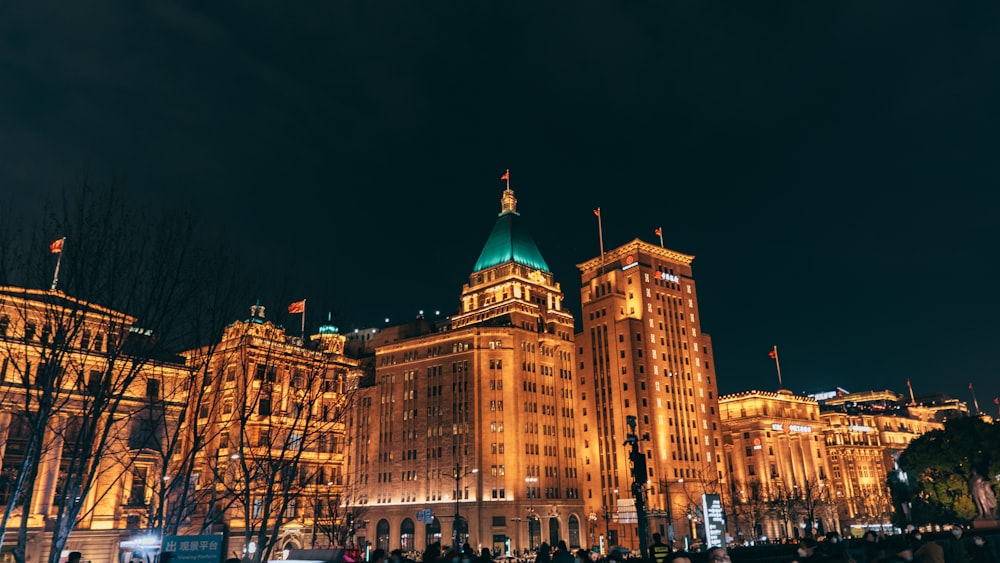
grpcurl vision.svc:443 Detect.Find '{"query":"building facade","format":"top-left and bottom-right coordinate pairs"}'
top-left (719, 390), bottom-right (837, 542)
top-left (180, 304), bottom-right (363, 561)
top-left (818, 389), bottom-right (945, 533)
top-left (348, 186), bottom-right (585, 554)
top-left (574, 240), bottom-right (726, 551)
top-left (0, 287), bottom-right (189, 563)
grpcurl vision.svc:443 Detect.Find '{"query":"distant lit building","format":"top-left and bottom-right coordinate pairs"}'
top-left (575, 240), bottom-right (726, 550)
top-left (719, 390), bottom-right (837, 541)
top-left (818, 389), bottom-right (945, 532)
top-left (348, 185), bottom-right (585, 554)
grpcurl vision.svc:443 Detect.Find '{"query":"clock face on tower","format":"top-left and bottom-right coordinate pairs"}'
top-left (623, 255), bottom-right (634, 266)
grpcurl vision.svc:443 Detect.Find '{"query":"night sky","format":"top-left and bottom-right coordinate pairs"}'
top-left (2, 2), bottom-right (998, 406)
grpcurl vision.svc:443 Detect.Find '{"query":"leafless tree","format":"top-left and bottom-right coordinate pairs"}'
top-left (767, 483), bottom-right (798, 541)
top-left (0, 177), bottom-right (234, 563)
top-left (728, 479), bottom-right (769, 544)
top-left (793, 478), bottom-right (837, 537)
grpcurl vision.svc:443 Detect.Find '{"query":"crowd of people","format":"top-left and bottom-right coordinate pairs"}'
top-left (361, 528), bottom-right (998, 563)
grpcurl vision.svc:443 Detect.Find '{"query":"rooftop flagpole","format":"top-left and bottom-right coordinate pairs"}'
top-left (969, 382), bottom-right (980, 414)
top-left (288, 299), bottom-right (307, 342)
top-left (49, 237), bottom-right (66, 291)
top-left (906, 378), bottom-right (916, 405)
top-left (655, 227), bottom-right (664, 248)
top-left (594, 208), bottom-right (604, 267)
top-left (769, 345), bottom-right (783, 390)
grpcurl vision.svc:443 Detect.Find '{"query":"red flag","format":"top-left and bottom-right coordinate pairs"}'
top-left (969, 383), bottom-right (974, 390)
top-left (49, 237), bottom-right (65, 254)
top-left (593, 208), bottom-right (600, 217)
top-left (906, 379), bottom-right (911, 388)
top-left (768, 349), bottom-right (777, 359)
top-left (500, 169), bottom-right (509, 181)
top-left (654, 227), bottom-right (662, 237)
top-left (993, 397), bottom-right (998, 405)
top-left (288, 300), bottom-right (305, 314)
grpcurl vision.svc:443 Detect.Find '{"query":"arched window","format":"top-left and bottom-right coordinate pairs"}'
top-left (568, 515), bottom-right (580, 548)
top-left (426, 517), bottom-right (442, 548)
top-left (548, 518), bottom-right (561, 547)
top-left (377, 519), bottom-right (390, 551)
top-left (529, 517), bottom-right (541, 550)
top-left (401, 518), bottom-right (415, 551)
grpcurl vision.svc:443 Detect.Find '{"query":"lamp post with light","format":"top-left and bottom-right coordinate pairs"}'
top-left (452, 463), bottom-right (478, 549)
top-left (588, 511), bottom-right (597, 549)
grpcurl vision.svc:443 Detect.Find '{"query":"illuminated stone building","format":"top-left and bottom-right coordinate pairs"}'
top-left (575, 240), bottom-right (726, 550)
top-left (818, 390), bottom-right (944, 532)
top-left (719, 390), bottom-right (837, 541)
top-left (348, 186), bottom-right (585, 554)
top-left (181, 304), bottom-right (363, 558)
top-left (820, 411), bottom-right (891, 531)
top-left (0, 287), bottom-right (189, 563)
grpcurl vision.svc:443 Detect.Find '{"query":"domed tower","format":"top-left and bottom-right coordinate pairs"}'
top-left (451, 184), bottom-right (574, 341)
top-left (360, 179), bottom-right (585, 553)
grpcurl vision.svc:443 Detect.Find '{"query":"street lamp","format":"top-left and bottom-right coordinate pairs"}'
top-left (588, 511), bottom-right (597, 548)
top-left (453, 464), bottom-right (478, 549)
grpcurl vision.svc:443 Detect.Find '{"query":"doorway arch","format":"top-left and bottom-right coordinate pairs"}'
top-left (376, 519), bottom-right (390, 551)
top-left (548, 518), bottom-right (561, 546)
top-left (426, 517), bottom-right (442, 548)
top-left (568, 515), bottom-right (580, 548)
top-left (401, 518), bottom-right (415, 551)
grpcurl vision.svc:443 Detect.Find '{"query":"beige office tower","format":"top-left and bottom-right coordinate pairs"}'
top-left (574, 240), bottom-right (727, 551)
top-left (350, 186), bottom-right (585, 554)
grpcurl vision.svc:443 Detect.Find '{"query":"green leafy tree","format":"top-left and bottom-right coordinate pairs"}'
top-left (895, 417), bottom-right (1000, 525)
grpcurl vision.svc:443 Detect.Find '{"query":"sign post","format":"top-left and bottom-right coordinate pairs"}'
top-left (701, 495), bottom-right (725, 549)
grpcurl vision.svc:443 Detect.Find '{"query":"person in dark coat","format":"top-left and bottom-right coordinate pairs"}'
top-left (945, 528), bottom-right (972, 563)
top-left (536, 543), bottom-right (551, 563)
top-left (553, 541), bottom-right (573, 563)
top-left (793, 538), bottom-right (830, 563)
top-left (422, 542), bottom-right (441, 563)
top-left (970, 536), bottom-right (997, 563)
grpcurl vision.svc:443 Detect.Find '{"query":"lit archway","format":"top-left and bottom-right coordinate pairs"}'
top-left (377, 519), bottom-right (390, 551)
top-left (548, 518), bottom-right (561, 547)
top-left (426, 517), bottom-right (442, 548)
top-left (401, 518), bottom-right (415, 551)
top-left (568, 515), bottom-right (580, 548)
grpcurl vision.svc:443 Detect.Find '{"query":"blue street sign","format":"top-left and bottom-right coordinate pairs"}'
top-left (162, 535), bottom-right (223, 563)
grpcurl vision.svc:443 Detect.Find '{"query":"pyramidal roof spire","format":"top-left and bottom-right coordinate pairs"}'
top-left (472, 172), bottom-right (550, 273)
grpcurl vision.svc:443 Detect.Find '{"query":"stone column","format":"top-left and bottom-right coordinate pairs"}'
top-left (31, 415), bottom-right (65, 516)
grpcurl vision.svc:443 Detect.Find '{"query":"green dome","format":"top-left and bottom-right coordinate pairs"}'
top-left (472, 211), bottom-right (551, 273)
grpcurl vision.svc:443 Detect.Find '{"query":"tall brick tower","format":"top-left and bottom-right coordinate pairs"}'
top-left (575, 239), bottom-right (726, 551)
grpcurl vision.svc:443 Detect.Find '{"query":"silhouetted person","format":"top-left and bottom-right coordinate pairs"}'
top-left (536, 543), bottom-right (551, 563)
top-left (651, 533), bottom-right (672, 563)
top-left (423, 542), bottom-right (441, 563)
top-left (970, 536), bottom-right (997, 563)
top-left (68, 553), bottom-right (82, 563)
top-left (553, 541), bottom-right (573, 563)
top-left (945, 528), bottom-right (972, 563)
